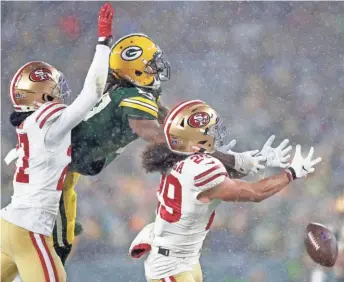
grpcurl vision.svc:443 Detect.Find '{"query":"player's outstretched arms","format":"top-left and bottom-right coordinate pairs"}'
top-left (198, 172), bottom-right (289, 203)
top-left (199, 145), bottom-right (322, 203)
top-left (212, 135), bottom-right (292, 178)
top-left (211, 145), bottom-right (266, 179)
top-left (157, 101), bottom-right (169, 124)
top-left (128, 118), bottom-right (166, 144)
top-left (46, 3), bottom-right (114, 143)
top-left (126, 98), bottom-right (168, 144)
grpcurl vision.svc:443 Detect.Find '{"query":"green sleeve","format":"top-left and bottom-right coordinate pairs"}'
top-left (109, 87), bottom-right (159, 120)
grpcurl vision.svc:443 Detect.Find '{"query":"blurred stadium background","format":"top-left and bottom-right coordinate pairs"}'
top-left (1, 1), bottom-right (344, 281)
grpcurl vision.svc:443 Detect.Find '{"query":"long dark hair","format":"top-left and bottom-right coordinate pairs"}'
top-left (141, 143), bottom-right (188, 174)
top-left (10, 111), bottom-right (34, 127)
top-left (142, 143), bottom-right (243, 179)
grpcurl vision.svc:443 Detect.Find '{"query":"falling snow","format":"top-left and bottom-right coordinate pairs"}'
top-left (1, 2), bottom-right (344, 282)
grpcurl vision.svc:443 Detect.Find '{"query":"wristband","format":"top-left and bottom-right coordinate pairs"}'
top-left (284, 168), bottom-right (294, 183)
top-left (98, 36), bottom-right (113, 47)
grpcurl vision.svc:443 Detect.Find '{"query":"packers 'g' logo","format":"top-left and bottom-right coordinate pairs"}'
top-left (121, 46), bottom-right (143, 61)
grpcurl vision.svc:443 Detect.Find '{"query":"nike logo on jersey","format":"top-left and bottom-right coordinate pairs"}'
top-left (302, 166), bottom-right (308, 172)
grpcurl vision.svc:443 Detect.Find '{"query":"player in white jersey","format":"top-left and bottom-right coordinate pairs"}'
top-left (0, 3), bottom-right (114, 282)
top-left (130, 100), bottom-right (322, 282)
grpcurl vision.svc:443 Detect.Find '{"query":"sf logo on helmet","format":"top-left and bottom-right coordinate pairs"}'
top-left (29, 68), bottom-right (52, 82)
top-left (121, 46), bottom-right (143, 61)
top-left (188, 112), bottom-right (211, 128)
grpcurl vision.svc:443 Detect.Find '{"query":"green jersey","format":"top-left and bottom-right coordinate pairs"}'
top-left (69, 86), bottom-right (159, 175)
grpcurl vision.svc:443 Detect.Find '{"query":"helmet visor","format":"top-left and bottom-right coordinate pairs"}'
top-left (144, 50), bottom-right (170, 81)
top-left (53, 73), bottom-right (72, 104)
top-left (207, 115), bottom-right (229, 149)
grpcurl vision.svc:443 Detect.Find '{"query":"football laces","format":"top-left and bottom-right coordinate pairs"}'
top-left (308, 232), bottom-right (320, 251)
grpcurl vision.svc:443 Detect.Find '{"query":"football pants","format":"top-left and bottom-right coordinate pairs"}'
top-left (147, 263), bottom-right (202, 282)
top-left (53, 171), bottom-right (80, 265)
top-left (1, 218), bottom-right (66, 282)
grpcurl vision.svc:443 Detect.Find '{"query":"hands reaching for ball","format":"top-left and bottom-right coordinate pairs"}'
top-left (285, 145), bottom-right (322, 181)
top-left (219, 135), bottom-right (322, 178)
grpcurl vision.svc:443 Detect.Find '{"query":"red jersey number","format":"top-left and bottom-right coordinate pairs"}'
top-left (15, 134), bottom-right (71, 190)
top-left (159, 174), bottom-right (182, 223)
top-left (157, 174), bottom-right (216, 229)
top-left (56, 146), bottom-right (72, 191)
top-left (15, 133), bottom-right (30, 183)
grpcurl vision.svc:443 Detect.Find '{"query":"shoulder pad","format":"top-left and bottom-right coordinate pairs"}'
top-left (134, 87), bottom-right (156, 101)
top-left (119, 87), bottom-right (159, 117)
top-left (34, 102), bottom-right (67, 129)
top-left (188, 154), bottom-right (228, 192)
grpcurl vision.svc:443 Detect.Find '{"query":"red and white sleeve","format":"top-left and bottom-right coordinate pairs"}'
top-left (45, 44), bottom-right (110, 144)
top-left (35, 102), bottom-right (67, 129)
top-left (193, 159), bottom-right (228, 192)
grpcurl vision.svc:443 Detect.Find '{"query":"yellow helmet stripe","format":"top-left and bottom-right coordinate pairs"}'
top-left (119, 101), bottom-right (158, 118)
top-left (125, 97), bottom-right (158, 109)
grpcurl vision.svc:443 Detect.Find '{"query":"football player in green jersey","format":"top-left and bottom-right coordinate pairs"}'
top-left (53, 33), bottom-right (172, 264)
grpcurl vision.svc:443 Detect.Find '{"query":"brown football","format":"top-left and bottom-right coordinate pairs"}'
top-left (304, 222), bottom-right (338, 267)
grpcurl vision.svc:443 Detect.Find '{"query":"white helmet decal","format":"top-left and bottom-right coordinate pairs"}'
top-left (121, 46), bottom-right (143, 61)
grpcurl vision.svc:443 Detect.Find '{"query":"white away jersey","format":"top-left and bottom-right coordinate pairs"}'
top-left (1, 103), bottom-right (71, 236)
top-left (145, 154), bottom-right (228, 279)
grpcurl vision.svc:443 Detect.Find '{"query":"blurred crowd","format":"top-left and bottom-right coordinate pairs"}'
top-left (1, 2), bottom-right (344, 281)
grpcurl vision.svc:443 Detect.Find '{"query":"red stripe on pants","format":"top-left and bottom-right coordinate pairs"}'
top-left (40, 234), bottom-right (59, 282)
top-left (29, 232), bottom-right (50, 282)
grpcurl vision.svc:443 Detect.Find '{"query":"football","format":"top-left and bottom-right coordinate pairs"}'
top-left (304, 222), bottom-right (338, 267)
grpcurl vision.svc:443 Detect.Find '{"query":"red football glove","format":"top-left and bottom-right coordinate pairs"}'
top-left (98, 2), bottom-right (114, 45)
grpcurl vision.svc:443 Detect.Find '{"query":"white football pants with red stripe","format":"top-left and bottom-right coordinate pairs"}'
top-left (147, 263), bottom-right (202, 282)
top-left (1, 218), bottom-right (66, 282)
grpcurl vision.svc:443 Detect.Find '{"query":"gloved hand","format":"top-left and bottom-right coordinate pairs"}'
top-left (217, 139), bottom-right (237, 153)
top-left (98, 3), bottom-right (114, 46)
top-left (218, 140), bottom-right (265, 175)
top-left (257, 135), bottom-right (292, 168)
top-left (233, 150), bottom-right (266, 175)
top-left (285, 145), bottom-right (322, 181)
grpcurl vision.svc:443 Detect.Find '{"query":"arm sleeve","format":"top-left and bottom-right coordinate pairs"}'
top-left (192, 157), bottom-right (228, 192)
top-left (45, 44), bottom-right (110, 143)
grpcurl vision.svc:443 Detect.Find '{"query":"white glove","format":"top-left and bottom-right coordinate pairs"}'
top-left (233, 150), bottom-right (266, 175)
top-left (129, 222), bottom-right (154, 259)
top-left (258, 135), bottom-right (292, 168)
top-left (217, 139), bottom-right (237, 153)
top-left (285, 145), bottom-right (322, 180)
top-left (218, 139), bottom-right (265, 175)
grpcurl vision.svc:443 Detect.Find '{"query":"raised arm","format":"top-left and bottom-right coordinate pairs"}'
top-left (46, 3), bottom-right (114, 143)
top-left (199, 145), bottom-right (322, 203)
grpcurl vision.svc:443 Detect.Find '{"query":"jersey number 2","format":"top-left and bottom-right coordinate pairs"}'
top-left (159, 174), bottom-right (182, 223)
